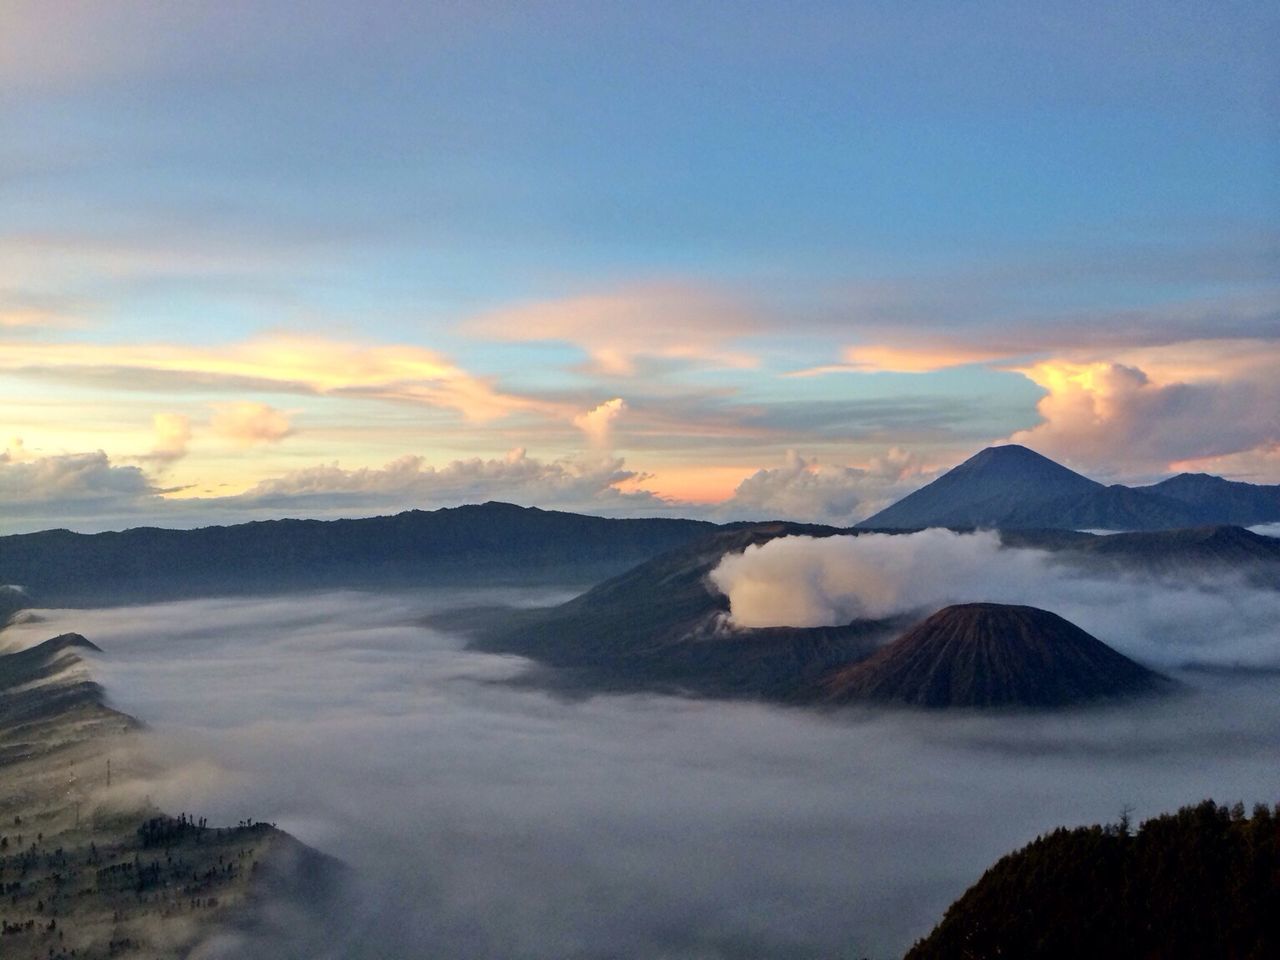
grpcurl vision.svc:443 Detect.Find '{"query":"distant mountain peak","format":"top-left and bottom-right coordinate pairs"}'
top-left (860, 443), bottom-right (1280, 531)
top-left (858, 445), bottom-right (1100, 530)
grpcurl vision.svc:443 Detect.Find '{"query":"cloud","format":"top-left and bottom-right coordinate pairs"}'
top-left (229, 449), bottom-right (667, 516)
top-left (791, 344), bottom-right (1010, 376)
top-left (717, 448), bottom-right (930, 525)
top-left (0, 334), bottom-right (556, 423)
top-left (708, 530), bottom-right (1280, 669)
top-left (0, 442), bottom-right (157, 517)
top-left (1007, 341), bottom-right (1280, 477)
top-left (8, 587), bottom-right (1280, 959)
top-left (465, 283), bottom-right (760, 376)
top-left (142, 412), bottom-right (192, 463)
top-left (210, 402), bottom-right (294, 446)
top-left (572, 398), bottom-right (627, 450)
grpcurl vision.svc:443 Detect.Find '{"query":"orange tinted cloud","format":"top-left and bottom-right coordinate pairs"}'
top-left (0, 335), bottom-right (556, 422)
top-left (791, 344), bottom-right (1007, 376)
top-left (1007, 340), bottom-right (1280, 474)
top-left (210, 402), bottom-right (294, 446)
top-left (465, 283), bottom-right (759, 376)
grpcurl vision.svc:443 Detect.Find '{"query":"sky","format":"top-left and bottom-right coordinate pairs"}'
top-left (2, 1), bottom-right (1278, 532)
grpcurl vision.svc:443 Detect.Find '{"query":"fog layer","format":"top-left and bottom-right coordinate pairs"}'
top-left (7, 588), bottom-right (1280, 959)
top-left (710, 530), bottom-right (1280, 668)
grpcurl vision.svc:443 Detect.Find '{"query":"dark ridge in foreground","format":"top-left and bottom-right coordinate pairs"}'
top-left (908, 799), bottom-right (1280, 959)
top-left (822, 603), bottom-right (1164, 708)
top-left (0, 502), bottom-right (719, 606)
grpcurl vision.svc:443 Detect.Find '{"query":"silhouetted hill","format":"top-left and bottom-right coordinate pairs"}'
top-left (908, 799), bottom-right (1280, 959)
top-left (822, 603), bottom-right (1164, 708)
top-left (472, 523), bottom-right (898, 698)
top-left (1142, 472), bottom-right (1280, 525)
top-left (860, 445), bottom-right (1280, 531)
top-left (1007, 525), bottom-right (1280, 586)
top-left (0, 502), bottom-right (719, 605)
top-left (860, 445), bottom-right (1103, 529)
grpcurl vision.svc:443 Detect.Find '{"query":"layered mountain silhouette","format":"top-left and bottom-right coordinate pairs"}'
top-left (822, 603), bottom-right (1164, 708)
top-left (0, 632), bottom-right (117, 732)
top-left (860, 444), bottom-right (1280, 531)
top-left (0, 502), bottom-right (716, 605)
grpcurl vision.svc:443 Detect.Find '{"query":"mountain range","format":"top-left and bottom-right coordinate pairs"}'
top-left (860, 444), bottom-right (1280, 531)
top-left (0, 502), bottom-right (716, 605)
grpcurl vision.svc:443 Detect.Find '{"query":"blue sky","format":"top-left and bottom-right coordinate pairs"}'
top-left (1, 1), bottom-right (1277, 530)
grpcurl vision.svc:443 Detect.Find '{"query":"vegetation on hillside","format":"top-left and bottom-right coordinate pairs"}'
top-left (909, 799), bottom-right (1280, 959)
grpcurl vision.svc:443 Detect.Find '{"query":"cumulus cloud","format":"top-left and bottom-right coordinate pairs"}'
top-left (0, 441), bottom-right (157, 521)
top-left (142, 412), bottom-right (192, 463)
top-left (717, 448), bottom-right (930, 525)
top-left (465, 283), bottom-right (759, 376)
top-left (210, 402), bottom-right (294, 446)
top-left (709, 530), bottom-right (1280, 669)
top-left (1005, 340), bottom-right (1280, 478)
top-left (572, 398), bottom-right (627, 451)
top-left (230, 448), bottom-right (667, 515)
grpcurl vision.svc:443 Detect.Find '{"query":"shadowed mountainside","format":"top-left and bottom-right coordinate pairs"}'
top-left (908, 799), bottom-right (1280, 959)
top-left (469, 522), bottom-right (900, 698)
top-left (822, 603), bottom-right (1165, 708)
top-left (0, 502), bottom-right (718, 606)
top-left (860, 445), bottom-right (1280, 531)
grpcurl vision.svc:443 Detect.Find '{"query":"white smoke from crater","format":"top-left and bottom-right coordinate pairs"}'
top-left (709, 530), bottom-right (1280, 670)
top-left (709, 529), bottom-right (1032, 628)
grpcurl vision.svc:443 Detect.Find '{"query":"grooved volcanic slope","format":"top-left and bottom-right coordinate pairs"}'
top-left (822, 603), bottom-right (1164, 708)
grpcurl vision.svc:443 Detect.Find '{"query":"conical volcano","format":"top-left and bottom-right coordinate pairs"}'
top-left (822, 602), bottom-right (1163, 708)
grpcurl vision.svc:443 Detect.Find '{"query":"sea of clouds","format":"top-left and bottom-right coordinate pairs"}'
top-left (4, 572), bottom-right (1280, 958)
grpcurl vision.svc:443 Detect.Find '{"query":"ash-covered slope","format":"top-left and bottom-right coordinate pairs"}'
top-left (472, 523), bottom-right (897, 698)
top-left (822, 603), bottom-right (1164, 708)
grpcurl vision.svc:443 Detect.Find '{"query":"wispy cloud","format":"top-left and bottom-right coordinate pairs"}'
top-left (465, 283), bottom-right (760, 376)
top-left (0, 334), bottom-right (560, 423)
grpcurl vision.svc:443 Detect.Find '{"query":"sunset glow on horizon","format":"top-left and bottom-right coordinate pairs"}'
top-left (2, 1), bottom-right (1276, 533)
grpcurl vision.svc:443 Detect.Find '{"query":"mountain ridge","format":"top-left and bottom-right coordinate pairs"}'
top-left (0, 501), bottom-right (719, 605)
top-left (860, 445), bottom-right (1280, 531)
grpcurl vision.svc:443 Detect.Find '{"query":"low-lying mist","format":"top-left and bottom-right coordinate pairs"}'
top-left (7, 585), bottom-right (1280, 959)
top-left (710, 530), bottom-right (1280, 669)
